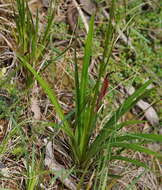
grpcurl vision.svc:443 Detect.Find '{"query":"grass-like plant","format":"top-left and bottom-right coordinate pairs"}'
top-left (13, 0), bottom-right (54, 86)
top-left (16, 0), bottom-right (162, 182)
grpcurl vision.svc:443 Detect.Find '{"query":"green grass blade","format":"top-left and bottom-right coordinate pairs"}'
top-left (84, 120), bottom-right (144, 164)
top-left (103, 81), bottom-right (152, 129)
top-left (0, 127), bottom-right (17, 155)
top-left (91, 0), bottom-right (115, 111)
top-left (125, 169), bottom-right (147, 190)
top-left (27, 146), bottom-right (38, 190)
top-left (89, 3), bottom-right (115, 129)
top-left (110, 156), bottom-right (149, 169)
top-left (73, 14), bottom-right (95, 160)
top-left (87, 80), bottom-right (152, 160)
top-left (79, 106), bottom-right (96, 159)
top-left (42, 6), bottom-right (54, 45)
top-left (80, 14), bottom-right (95, 106)
top-left (114, 133), bottom-right (162, 142)
top-left (102, 0), bottom-right (115, 60)
top-left (41, 45), bottom-right (72, 71)
top-left (17, 55), bottom-right (74, 138)
top-left (105, 120), bottom-right (145, 134)
top-left (111, 142), bottom-right (162, 157)
top-left (31, 9), bottom-right (39, 60)
top-left (74, 41), bottom-right (81, 143)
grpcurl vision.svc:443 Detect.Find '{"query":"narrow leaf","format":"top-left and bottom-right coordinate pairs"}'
top-left (111, 142), bottom-right (162, 157)
top-left (110, 156), bottom-right (148, 168)
top-left (17, 55), bottom-right (74, 138)
top-left (87, 81), bottom-right (152, 160)
top-left (115, 133), bottom-right (162, 143)
top-left (80, 15), bottom-right (95, 105)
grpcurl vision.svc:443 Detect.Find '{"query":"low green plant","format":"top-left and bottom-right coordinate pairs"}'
top-left (25, 146), bottom-right (39, 190)
top-left (13, 0), bottom-right (54, 86)
top-left (16, 0), bottom-right (162, 185)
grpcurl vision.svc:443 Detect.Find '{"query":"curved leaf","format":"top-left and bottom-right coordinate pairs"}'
top-left (114, 133), bottom-right (162, 143)
top-left (110, 156), bottom-right (149, 169)
top-left (87, 81), bottom-right (152, 160)
top-left (111, 142), bottom-right (162, 158)
top-left (17, 55), bottom-right (74, 138)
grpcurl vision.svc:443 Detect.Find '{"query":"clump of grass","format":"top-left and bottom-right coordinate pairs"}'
top-left (13, 0), bottom-right (54, 86)
top-left (15, 0), bottom-right (162, 188)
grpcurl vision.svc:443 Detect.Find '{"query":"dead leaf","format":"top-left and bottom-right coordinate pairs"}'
top-left (0, 119), bottom-right (8, 141)
top-left (148, 143), bottom-right (161, 152)
top-left (28, 0), bottom-right (44, 12)
top-left (31, 83), bottom-right (41, 120)
top-left (31, 97), bottom-right (41, 120)
top-left (125, 85), bottom-right (159, 126)
top-left (137, 100), bottom-right (159, 126)
top-left (45, 141), bottom-right (77, 190)
top-left (0, 162), bottom-right (10, 177)
top-left (72, 0), bottom-right (89, 33)
top-left (41, 0), bottom-right (49, 8)
top-left (67, 3), bottom-right (79, 32)
top-left (78, 0), bottom-right (97, 15)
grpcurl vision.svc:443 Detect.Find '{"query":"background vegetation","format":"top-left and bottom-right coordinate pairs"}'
top-left (0, 0), bottom-right (162, 189)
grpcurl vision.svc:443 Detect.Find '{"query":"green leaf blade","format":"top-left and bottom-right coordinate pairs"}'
top-left (111, 155), bottom-right (149, 169)
top-left (87, 81), bottom-right (152, 160)
top-left (111, 142), bottom-right (162, 158)
top-left (80, 15), bottom-right (95, 106)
